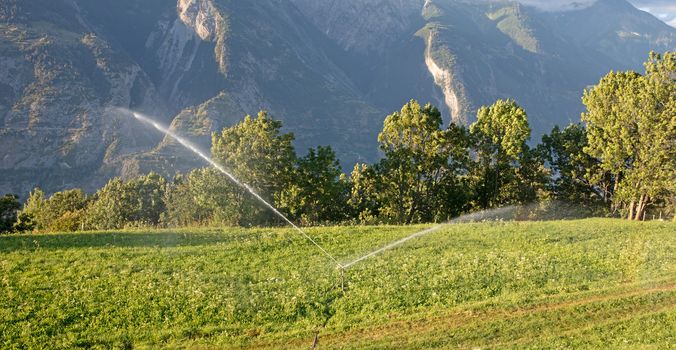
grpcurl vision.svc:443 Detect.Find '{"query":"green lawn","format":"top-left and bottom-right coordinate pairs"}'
top-left (1, 219), bottom-right (674, 349)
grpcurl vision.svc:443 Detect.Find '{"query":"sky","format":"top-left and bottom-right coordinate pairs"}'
top-left (514, 0), bottom-right (676, 27)
top-left (628, 0), bottom-right (676, 27)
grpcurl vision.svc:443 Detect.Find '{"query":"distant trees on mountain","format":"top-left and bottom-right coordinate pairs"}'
top-left (2, 52), bottom-right (674, 233)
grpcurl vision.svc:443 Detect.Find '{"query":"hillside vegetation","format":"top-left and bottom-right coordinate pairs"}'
top-left (1, 219), bottom-right (674, 349)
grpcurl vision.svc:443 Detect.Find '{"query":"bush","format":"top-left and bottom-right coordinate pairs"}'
top-left (19, 188), bottom-right (87, 232)
top-left (85, 173), bottom-right (167, 230)
top-left (0, 194), bottom-right (21, 233)
top-left (48, 209), bottom-right (86, 232)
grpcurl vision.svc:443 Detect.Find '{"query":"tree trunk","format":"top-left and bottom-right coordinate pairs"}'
top-left (634, 194), bottom-right (649, 221)
top-left (611, 175), bottom-right (621, 213)
top-left (406, 201), bottom-right (416, 225)
top-left (634, 195), bottom-right (643, 221)
top-left (627, 200), bottom-right (635, 220)
top-left (493, 165), bottom-right (500, 209)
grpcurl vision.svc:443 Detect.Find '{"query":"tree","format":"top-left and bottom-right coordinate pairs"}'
top-left (211, 111), bottom-right (296, 225)
top-left (582, 52), bottom-right (675, 220)
top-left (44, 189), bottom-right (87, 232)
top-left (86, 173), bottom-right (167, 230)
top-left (470, 99), bottom-right (532, 209)
top-left (376, 100), bottom-right (469, 224)
top-left (85, 178), bottom-right (131, 230)
top-left (0, 194), bottom-right (20, 233)
top-left (513, 147), bottom-right (548, 205)
top-left (124, 172), bottom-right (167, 225)
top-left (348, 163), bottom-right (382, 224)
top-left (18, 188), bottom-right (87, 232)
top-left (12, 212), bottom-right (36, 233)
top-left (427, 123), bottom-right (473, 221)
top-left (44, 189), bottom-right (87, 230)
top-left (20, 188), bottom-right (46, 230)
top-left (278, 146), bottom-right (349, 225)
top-left (538, 124), bottom-right (611, 205)
top-left (164, 168), bottom-right (238, 227)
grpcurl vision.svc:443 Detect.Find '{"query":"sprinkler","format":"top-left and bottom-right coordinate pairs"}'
top-left (129, 109), bottom-right (519, 349)
top-left (338, 266), bottom-right (346, 293)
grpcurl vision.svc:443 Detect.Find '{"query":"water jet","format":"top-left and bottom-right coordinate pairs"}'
top-left (129, 109), bottom-right (344, 269)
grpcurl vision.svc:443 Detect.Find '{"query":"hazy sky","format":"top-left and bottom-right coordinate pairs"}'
top-left (514, 0), bottom-right (676, 27)
top-left (628, 0), bottom-right (676, 27)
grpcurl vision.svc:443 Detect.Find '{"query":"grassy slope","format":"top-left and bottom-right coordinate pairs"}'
top-left (0, 219), bottom-right (674, 349)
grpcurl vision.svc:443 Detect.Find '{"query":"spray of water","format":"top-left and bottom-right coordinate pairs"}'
top-left (128, 109), bottom-right (526, 273)
top-left (341, 205), bottom-right (517, 269)
top-left (128, 110), bottom-right (343, 268)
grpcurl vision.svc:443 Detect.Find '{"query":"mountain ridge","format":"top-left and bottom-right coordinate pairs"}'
top-left (0, 0), bottom-right (674, 196)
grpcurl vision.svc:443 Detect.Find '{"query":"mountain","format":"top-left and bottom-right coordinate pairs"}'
top-left (0, 0), bottom-right (674, 196)
top-left (0, 0), bottom-right (169, 195)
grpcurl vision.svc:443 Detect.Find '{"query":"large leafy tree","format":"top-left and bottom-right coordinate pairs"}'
top-left (278, 146), bottom-right (349, 225)
top-left (85, 179), bottom-right (129, 230)
top-left (470, 99), bottom-right (532, 209)
top-left (430, 123), bottom-right (473, 220)
top-left (42, 189), bottom-right (88, 232)
top-left (211, 111), bottom-right (296, 225)
top-left (538, 124), bottom-right (611, 205)
top-left (376, 100), bottom-right (469, 224)
top-left (582, 52), bottom-right (675, 220)
top-left (124, 172), bottom-right (167, 225)
top-left (348, 163), bottom-right (382, 224)
top-left (18, 188), bottom-right (46, 231)
top-left (514, 147), bottom-right (549, 205)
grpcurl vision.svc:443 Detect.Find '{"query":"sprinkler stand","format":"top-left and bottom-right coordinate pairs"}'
top-left (339, 267), bottom-right (346, 293)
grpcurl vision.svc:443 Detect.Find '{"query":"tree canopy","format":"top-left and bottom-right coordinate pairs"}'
top-left (470, 99), bottom-right (532, 209)
top-left (211, 111), bottom-right (296, 225)
top-left (4, 51), bottom-right (674, 233)
top-left (582, 52), bottom-right (675, 220)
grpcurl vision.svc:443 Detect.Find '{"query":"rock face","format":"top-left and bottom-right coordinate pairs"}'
top-left (289, 0), bottom-right (425, 54)
top-left (178, 0), bottom-right (221, 41)
top-left (0, 0), bottom-right (168, 195)
top-left (0, 0), bottom-right (674, 196)
top-left (176, 0), bottom-right (228, 74)
top-left (423, 31), bottom-right (469, 124)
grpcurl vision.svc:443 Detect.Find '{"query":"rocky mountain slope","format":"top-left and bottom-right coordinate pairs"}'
top-left (0, 0), bottom-right (674, 196)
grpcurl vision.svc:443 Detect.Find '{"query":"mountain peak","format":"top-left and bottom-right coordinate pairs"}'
top-left (591, 0), bottom-right (636, 11)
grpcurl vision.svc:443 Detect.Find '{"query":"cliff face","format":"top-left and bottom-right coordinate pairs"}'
top-left (0, 0), bottom-right (167, 195)
top-left (414, 0), bottom-right (675, 131)
top-left (0, 0), bottom-right (674, 196)
top-left (289, 0), bottom-right (425, 54)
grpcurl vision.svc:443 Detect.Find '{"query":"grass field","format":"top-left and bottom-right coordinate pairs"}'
top-left (1, 219), bottom-right (674, 349)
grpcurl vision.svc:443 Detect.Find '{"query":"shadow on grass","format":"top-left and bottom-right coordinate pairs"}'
top-left (0, 230), bottom-right (249, 253)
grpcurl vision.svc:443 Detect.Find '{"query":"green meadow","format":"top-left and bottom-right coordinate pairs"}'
top-left (1, 219), bottom-right (674, 349)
